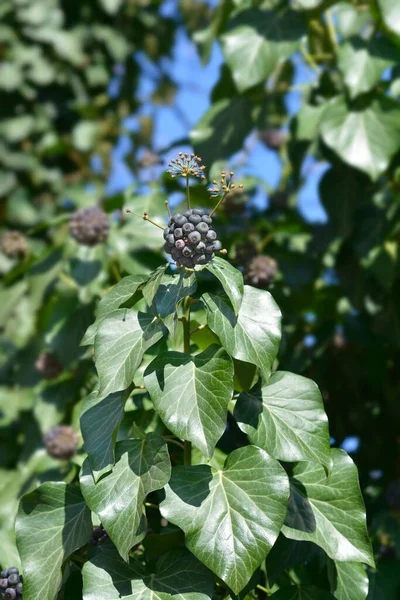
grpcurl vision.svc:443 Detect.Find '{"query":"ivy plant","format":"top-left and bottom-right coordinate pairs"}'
top-left (13, 159), bottom-right (374, 600)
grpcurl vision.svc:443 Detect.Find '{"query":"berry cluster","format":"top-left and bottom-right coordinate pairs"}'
top-left (0, 231), bottom-right (28, 259)
top-left (163, 209), bottom-right (222, 268)
top-left (0, 567), bottom-right (23, 599)
top-left (69, 207), bottom-right (109, 246)
top-left (43, 425), bottom-right (79, 460)
top-left (35, 352), bottom-right (62, 380)
top-left (245, 255), bottom-right (278, 288)
top-left (90, 525), bottom-right (108, 546)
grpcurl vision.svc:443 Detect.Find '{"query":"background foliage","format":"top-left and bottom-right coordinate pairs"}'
top-left (1, 0), bottom-right (400, 598)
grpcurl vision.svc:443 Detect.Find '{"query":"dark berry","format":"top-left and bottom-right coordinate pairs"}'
top-left (192, 208), bottom-right (205, 215)
top-left (175, 239), bottom-right (185, 250)
top-left (166, 234), bottom-right (175, 245)
top-left (196, 222), bottom-right (209, 234)
top-left (193, 254), bottom-right (207, 265)
top-left (0, 579), bottom-right (8, 589)
top-left (195, 241), bottom-right (206, 254)
top-left (1, 231), bottom-right (28, 259)
top-left (7, 569), bottom-right (18, 576)
top-left (205, 243), bottom-right (214, 254)
top-left (182, 222), bottom-right (194, 234)
top-left (164, 242), bottom-right (173, 253)
top-left (35, 353), bottom-right (62, 380)
top-left (179, 256), bottom-right (193, 266)
top-left (206, 229), bottom-right (217, 241)
top-left (4, 589), bottom-right (16, 600)
top-left (183, 209), bottom-right (192, 218)
top-left (213, 240), bottom-right (222, 252)
top-left (7, 575), bottom-right (18, 586)
top-left (171, 248), bottom-right (182, 260)
top-left (69, 207), bottom-right (109, 246)
top-left (43, 425), bottom-right (79, 460)
top-left (201, 215), bottom-right (212, 224)
top-left (261, 128), bottom-right (285, 151)
top-left (1, 571), bottom-right (8, 579)
top-left (174, 214), bottom-right (188, 226)
top-left (16, 583), bottom-right (22, 595)
top-left (182, 246), bottom-right (194, 257)
top-left (174, 228), bottom-right (183, 239)
top-left (163, 227), bottom-right (170, 240)
top-left (188, 213), bottom-right (202, 225)
top-left (188, 231), bottom-right (201, 244)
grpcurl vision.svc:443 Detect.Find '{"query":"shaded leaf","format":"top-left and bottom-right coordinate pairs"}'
top-left (94, 309), bottom-right (165, 396)
top-left (143, 264), bottom-right (169, 307)
top-left (202, 286), bottom-right (281, 380)
top-left (160, 446), bottom-right (289, 594)
top-left (144, 346), bottom-right (233, 458)
top-left (235, 371), bottom-right (331, 470)
top-left (282, 449), bottom-right (375, 567)
top-left (80, 434), bottom-right (171, 561)
top-left (329, 560), bottom-right (369, 600)
top-left (16, 483), bottom-right (92, 600)
top-left (206, 256), bottom-right (243, 315)
top-left (82, 545), bottom-right (214, 600)
top-left (154, 271), bottom-right (197, 318)
top-left (265, 534), bottom-right (318, 588)
top-left (271, 587), bottom-right (335, 599)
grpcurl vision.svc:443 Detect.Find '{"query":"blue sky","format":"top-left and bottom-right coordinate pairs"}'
top-left (106, 3), bottom-right (328, 223)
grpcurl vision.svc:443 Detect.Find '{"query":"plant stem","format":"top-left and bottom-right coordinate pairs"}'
top-left (256, 584), bottom-right (271, 596)
top-left (182, 295), bottom-right (192, 465)
top-left (186, 175), bottom-right (191, 209)
top-left (209, 191), bottom-right (229, 217)
top-left (164, 437), bottom-right (185, 450)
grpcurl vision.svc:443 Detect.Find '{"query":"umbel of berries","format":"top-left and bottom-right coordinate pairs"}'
top-left (0, 231), bottom-right (28, 259)
top-left (0, 567), bottom-right (23, 599)
top-left (43, 425), bottom-right (79, 460)
top-left (245, 255), bottom-right (278, 288)
top-left (126, 152), bottom-right (243, 268)
top-left (69, 206), bottom-right (109, 246)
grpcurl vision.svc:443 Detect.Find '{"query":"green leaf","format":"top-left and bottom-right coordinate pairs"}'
top-left (190, 97), bottom-right (253, 171)
top-left (160, 446), bottom-right (289, 594)
top-left (220, 9), bottom-right (305, 92)
top-left (265, 534), bottom-right (317, 587)
top-left (99, 0), bottom-right (123, 14)
top-left (338, 37), bottom-right (399, 99)
top-left (82, 545), bottom-right (214, 600)
top-left (202, 286), bottom-right (281, 380)
top-left (282, 449), bottom-right (375, 567)
top-left (378, 0), bottom-right (400, 36)
top-left (94, 309), bottom-right (165, 396)
top-left (329, 561), bottom-right (369, 600)
top-left (80, 388), bottom-right (131, 482)
top-left (206, 257), bottom-right (243, 315)
top-left (320, 96), bottom-right (400, 181)
top-left (234, 371), bottom-right (331, 470)
top-left (82, 275), bottom-right (147, 346)
top-left (16, 483), bottom-right (92, 600)
top-left (154, 271), bottom-right (197, 318)
top-left (144, 346), bottom-right (233, 458)
top-left (142, 264), bottom-right (169, 307)
top-left (291, 0), bottom-right (324, 8)
top-left (80, 434), bottom-right (171, 562)
top-left (271, 587), bottom-right (335, 599)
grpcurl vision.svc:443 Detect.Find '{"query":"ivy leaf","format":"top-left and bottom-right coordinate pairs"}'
top-left (282, 449), bottom-right (375, 567)
top-left (80, 387), bottom-right (132, 482)
top-left (337, 37), bottom-right (399, 99)
top-left (80, 434), bottom-right (171, 562)
top-left (234, 371), bottom-right (331, 470)
top-left (265, 534), bottom-right (318, 587)
top-left (329, 560), bottom-right (369, 600)
top-left (160, 446), bottom-right (289, 594)
top-left (206, 256), bottom-right (244, 315)
top-left (220, 9), bottom-right (305, 92)
top-left (82, 545), bottom-right (214, 600)
top-left (142, 264), bottom-right (169, 307)
top-left (82, 274), bottom-right (147, 346)
top-left (202, 286), bottom-right (281, 380)
top-left (144, 346), bottom-right (233, 458)
top-left (320, 96), bottom-right (400, 181)
top-left (271, 587), bottom-right (336, 599)
top-left (16, 483), bottom-right (92, 600)
top-left (94, 309), bottom-right (165, 396)
top-left (377, 0), bottom-right (400, 36)
top-left (154, 272), bottom-right (197, 318)
top-left (191, 97), bottom-right (253, 171)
